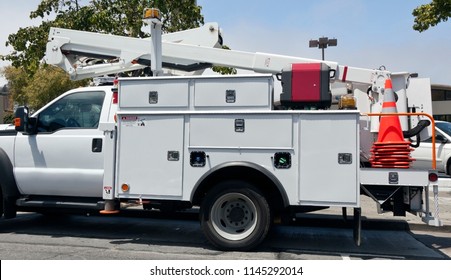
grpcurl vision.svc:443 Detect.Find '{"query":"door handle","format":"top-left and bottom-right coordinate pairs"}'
top-left (92, 138), bottom-right (102, 153)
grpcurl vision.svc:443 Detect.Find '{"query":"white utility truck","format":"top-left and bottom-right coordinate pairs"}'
top-left (0, 10), bottom-right (442, 250)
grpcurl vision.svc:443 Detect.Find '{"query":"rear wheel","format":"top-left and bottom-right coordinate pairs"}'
top-left (200, 181), bottom-right (271, 251)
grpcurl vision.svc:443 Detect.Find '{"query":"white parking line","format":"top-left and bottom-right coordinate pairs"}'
top-left (341, 254), bottom-right (351, 260)
top-left (437, 178), bottom-right (451, 190)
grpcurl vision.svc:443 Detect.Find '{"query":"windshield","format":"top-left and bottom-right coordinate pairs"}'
top-left (436, 122), bottom-right (451, 137)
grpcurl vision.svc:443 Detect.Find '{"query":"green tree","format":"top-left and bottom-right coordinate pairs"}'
top-left (1, 66), bottom-right (30, 106)
top-left (3, 112), bottom-right (14, 125)
top-left (25, 66), bottom-right (88, 110)
top-left (413, 0), bottom-right (451, 32)
top-left (1, 65), bottom-right (88, 111)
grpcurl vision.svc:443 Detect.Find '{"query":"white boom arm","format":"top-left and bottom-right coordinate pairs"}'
top-left (45, 23), bottom-right (223, 80)
top-left (45, 22), bottom-right (407, 94)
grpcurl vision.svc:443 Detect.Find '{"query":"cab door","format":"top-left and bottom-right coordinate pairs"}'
top-left (14, 90), bottom-right (108, 197)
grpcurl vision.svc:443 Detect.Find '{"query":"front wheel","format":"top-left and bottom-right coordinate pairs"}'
top-left (0, 186), bottom-right (3, 218)
top-left (200, 181), bottom-right (271, 251)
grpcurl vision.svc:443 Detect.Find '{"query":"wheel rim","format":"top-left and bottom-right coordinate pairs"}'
top-left (210, 192), bottom-right (258, 241)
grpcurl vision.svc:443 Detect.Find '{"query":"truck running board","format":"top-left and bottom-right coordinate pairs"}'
top-left (16, 197), bottom-right (105, 211)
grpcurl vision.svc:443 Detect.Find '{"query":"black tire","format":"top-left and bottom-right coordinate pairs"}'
top-left (0, 185), bottom-right (3, 218)
top-left (0, 148), bottom-right (19, 219)
top-left (200, 180), bottom-right (271, 251)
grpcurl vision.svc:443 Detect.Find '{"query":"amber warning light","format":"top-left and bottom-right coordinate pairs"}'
top-left (143, 8), bottom-right (160, 19)
top-left (121, 183), bottom-right (130, 192)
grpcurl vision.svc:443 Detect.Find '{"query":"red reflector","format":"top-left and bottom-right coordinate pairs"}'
top-left (112, 91), bottom-right (118, 104)
top-left (428, 172), bottom-right (438, 182)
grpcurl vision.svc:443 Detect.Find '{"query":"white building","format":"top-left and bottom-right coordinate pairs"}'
top-left (431, 84), bottom-right (451, 122)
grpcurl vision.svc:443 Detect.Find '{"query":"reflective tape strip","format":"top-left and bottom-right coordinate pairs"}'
top-left (382, 103), bottom-right (398, 113)
top-left (383, 89), bottom-right (397, 102)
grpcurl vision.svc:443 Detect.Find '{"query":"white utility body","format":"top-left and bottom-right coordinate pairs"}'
top-left (0, 12), bottom-right (442, 251)
top-left (111, 75), bottom-right (359, 206)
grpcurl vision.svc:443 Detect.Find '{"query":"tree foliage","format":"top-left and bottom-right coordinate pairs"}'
top-left (1, 65), bottom-right (87, 111)
top-left (26, 65), bottom-right (88, 110)
top-left (1, 66), bottom-right (29, 106)
top-left (413, 0), bottom-right (451, 32)
top-left (2, 112), bottom-right (14, 125)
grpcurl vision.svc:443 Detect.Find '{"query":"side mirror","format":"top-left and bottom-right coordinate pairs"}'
top-left (14, 106), bottom-right (37, 134)
top-left (14, 106), bottom-right (29, 132)
top-left (436, 134), bottom-right (448, 144)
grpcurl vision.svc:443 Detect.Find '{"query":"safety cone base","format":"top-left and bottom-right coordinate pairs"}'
top-left (370, 157), bottom-right (415, 162)
top-left (372, 141), bottom-right (411, 146)
top-left (371, 164), bottom-right (410, 169)
top-left (371, 148), bottom-right (413, 154)
top-left (371, 151), bottom-right (413, 154)
top-left (100, 209), bottom-right (120, 215)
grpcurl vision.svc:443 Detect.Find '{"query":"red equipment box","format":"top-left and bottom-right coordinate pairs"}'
top-left (280, 63), bottom-right (332, 109)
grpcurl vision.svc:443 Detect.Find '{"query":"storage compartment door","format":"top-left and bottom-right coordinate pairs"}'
top-left (117, 115), bottom-right (184, 197)
top-left (299, 113), bottom-right (359, 206)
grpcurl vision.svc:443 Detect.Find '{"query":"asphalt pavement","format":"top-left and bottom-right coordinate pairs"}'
top-left (0, 180), bottom-right (449, 260)
top-left (304, 178), bottom-right (451, 258)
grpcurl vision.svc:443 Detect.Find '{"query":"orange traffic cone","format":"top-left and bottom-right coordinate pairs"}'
top-left (375, 79), bottom-right (405, 144)
top-left (369, 78), bottom-right (414, 168)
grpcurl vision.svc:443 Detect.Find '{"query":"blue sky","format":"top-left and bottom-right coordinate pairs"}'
top-left (198, 0), bottom-right (451, 85)
top-left (1, 0), bottom-right (450, 85)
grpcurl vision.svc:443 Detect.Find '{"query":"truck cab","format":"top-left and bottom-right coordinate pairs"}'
top-left (0, 86), bottom-right (115, 214)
